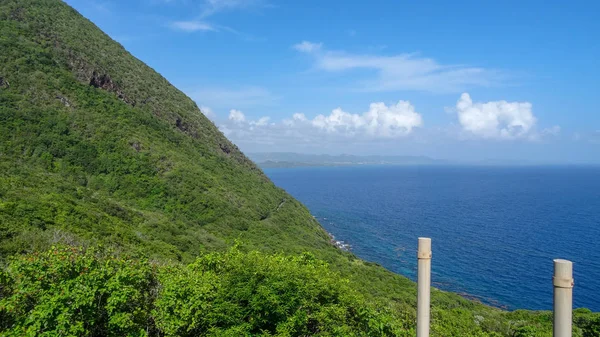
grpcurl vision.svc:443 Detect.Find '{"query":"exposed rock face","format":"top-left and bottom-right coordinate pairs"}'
top-left (89, 71), bottom-right (115, 91)
top-left (89, 71), bottom-right (134, 105)
top-left (130, 141), bottom-right (142, 152)
top-left (9, 7), bottom-right (25, 21)
top-left (0, 77), bottom-right (9, 88)
top-left (175, 117), bottom-right (199, 139)
top-left (56, 95), bottom-right (71, 107)
top-left (220, 143), bottom-right (232, 154)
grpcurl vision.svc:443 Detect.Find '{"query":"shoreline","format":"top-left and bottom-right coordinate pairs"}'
top-left (316, 216), bottom-right (515, 311)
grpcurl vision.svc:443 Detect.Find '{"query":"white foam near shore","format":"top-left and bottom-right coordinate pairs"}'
top-left (327, 232), bottom-right (351, 251)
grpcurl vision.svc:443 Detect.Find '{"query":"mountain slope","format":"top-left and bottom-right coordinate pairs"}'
top-left (0, 0), bottom-right (334, 261)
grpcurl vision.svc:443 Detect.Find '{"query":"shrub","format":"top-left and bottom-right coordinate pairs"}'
top-left (153, 247), bottom-right (405, 336)
top-left (0, 246), bottom-right (407, 337)
top-left (0, 246), bottom-right (153, 337)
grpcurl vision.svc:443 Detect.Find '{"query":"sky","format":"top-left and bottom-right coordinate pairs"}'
top-left (65, 0), bottom-right (600, 163)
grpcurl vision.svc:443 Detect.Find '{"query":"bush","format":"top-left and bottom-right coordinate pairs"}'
top-left (0, 246), bottom-right (407, 337)
top-left (153, 247), bottom-right (404, 336)
top-left (0, 246), bottom-right (153, 336)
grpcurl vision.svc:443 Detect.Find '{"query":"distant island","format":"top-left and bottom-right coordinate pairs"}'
top-left (248, 152), bottom-right (447, 168)
top-left (249, 152), bottom-right (599, 168)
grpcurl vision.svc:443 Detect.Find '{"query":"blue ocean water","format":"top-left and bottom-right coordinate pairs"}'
top-left (264, 165), bottom-right (600, 311)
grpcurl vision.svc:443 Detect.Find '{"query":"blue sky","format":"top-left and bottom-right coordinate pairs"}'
top-left (65, 0), bottom-right (599, 163)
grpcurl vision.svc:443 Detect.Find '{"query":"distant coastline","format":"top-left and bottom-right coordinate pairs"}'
top-left (250, 152), bottom-right (600, 168)
top-left (250, 152), bottom-right (446, 168)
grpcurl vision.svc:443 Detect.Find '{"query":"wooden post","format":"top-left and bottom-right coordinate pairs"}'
top-left (553, 259), bottom-right (573, 337)
top-left (417, 237), bottom-right (432, 337)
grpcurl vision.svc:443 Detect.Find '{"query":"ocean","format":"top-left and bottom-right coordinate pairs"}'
top-left (263, 165), bottom-right (600, 311)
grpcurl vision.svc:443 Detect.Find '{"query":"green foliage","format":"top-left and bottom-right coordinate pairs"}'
top-left (0, 247), bottom-right (408, 336)
top-left (154, 247), bottom-right (405, 336)
top-left (2, 246), bottom-right (596, 337)
top-left (0, 246), bottom-right (153, 336)
top-left (574, 308), bottom-right (600, 337)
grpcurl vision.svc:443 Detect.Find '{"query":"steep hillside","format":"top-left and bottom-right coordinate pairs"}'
top-left (0, 0), bottom-right (335, 261)
top-left (0, 1), bottom-right (598, 336)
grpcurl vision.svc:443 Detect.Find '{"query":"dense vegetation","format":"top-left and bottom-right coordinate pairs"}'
top-left (0, 246), bottom-right (407, 336)
top-left (0, 0), bottom-right (598, 335)
top-left (1, 247), bottom-right (599, 337)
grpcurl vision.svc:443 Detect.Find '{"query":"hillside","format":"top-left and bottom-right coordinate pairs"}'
top-left (0, 1), bottom-right (598, 336)
top-left (0, 0), bottom-right (334, 261)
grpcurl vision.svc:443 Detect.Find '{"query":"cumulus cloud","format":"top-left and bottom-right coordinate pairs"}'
top-left (227, 109), bottom-right (272, 127)
top-left (250, 116), bottom-right (270, 126)
top-left (283, 113), bottom-right (307, 126)
top-left (220, 99), bottom-right (423, 148)
top-left (228, 109), bottom-right (246, 123)
top-left (293, 41), bottom-right (503, 93)
top-left (456, 93), bottom-right (537, 139)
top-left (310, 101), bottom-right (422, 137)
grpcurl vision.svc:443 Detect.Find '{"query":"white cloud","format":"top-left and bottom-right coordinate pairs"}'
top-left (228, 109), bottom-right (246, 123)
top-left (170, 21), bottom-right (216, 32)
top-left (167, 0), bottom-right (266, 35)
top-left (227, 109), bottom-right (271, 127)
top-left (293, 41), bottom-right (503, 93)
top-left (221, 99), bottom-right (422, 148)
top-left (455, 93), bottom-right (537, 139)
top-left (283, 113), bottom-right (307, 126)
top-left (293, 41), bottom-right (322, 53)
top-left (293, 113), bottom-right (307, 121)
top-left (250, 116), bottom-right (270, 126)
top-left (311, 101), bottom-right (422, 137)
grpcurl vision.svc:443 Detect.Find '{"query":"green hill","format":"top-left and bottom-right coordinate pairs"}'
top-left (0, 1), bottom-right (598, 336)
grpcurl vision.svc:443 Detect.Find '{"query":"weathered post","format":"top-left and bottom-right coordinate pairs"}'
top-left (417, 237), bottom-right (432, 337)
top-left (553, 259), bottom-right (573, 337)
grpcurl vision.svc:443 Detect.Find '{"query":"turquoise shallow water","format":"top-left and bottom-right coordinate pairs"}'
top-left (264, 165), bottom-right (600, 311)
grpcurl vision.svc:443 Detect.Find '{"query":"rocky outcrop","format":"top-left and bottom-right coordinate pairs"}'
top-left (130, 141), bottom-right (142, 152)
top-left (89, 71), bottom-right (114, 90)
top-left (89, 71), bottom-right (135, 106)
top-left (219, 142), bottom-right (233, 154)
top-left (175, 117), bottom-right (199, 139)
top-left (56, 95), bottom-right (71, 107)
top-left (9, 7), bottom-right (25, 22)
top-left (0, 77), bottom-right (9, 89)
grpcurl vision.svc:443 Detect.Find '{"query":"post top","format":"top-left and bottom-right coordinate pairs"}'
top-left (553, 259), bottom-right (573, 279)
top-left (553, 259), bottom-right (572, 265)
top-left (418, 237), bottom-right (431, 254)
